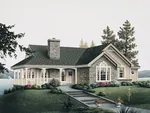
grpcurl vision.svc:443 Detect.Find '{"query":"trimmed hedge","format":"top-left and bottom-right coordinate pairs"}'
top-left (72, 83), bottom-right (95, 93)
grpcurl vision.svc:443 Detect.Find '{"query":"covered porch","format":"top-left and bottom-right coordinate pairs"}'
top-left (13, 67), bottom-right (77, 86)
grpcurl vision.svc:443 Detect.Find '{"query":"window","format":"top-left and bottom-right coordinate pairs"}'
top-left (62, 75), bottom-right (66, 81)
top-left (32, 72), bottom-right (34, 78)
top-left (119, 67), bottom-right (125, 78)
top-left (68, 71), bottom-right (72, 76)
top-left (96, 61), bottom-right (111, 82)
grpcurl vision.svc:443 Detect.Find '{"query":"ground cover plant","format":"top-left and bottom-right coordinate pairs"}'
top-left (94, 86), bottom-right (150, 109)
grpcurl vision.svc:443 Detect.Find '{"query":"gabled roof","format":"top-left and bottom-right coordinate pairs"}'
top-left (12, 44), bottom-right (107, 68)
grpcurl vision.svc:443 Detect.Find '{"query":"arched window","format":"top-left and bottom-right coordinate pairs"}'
top-left (96, 61), bottom-right (111, 82)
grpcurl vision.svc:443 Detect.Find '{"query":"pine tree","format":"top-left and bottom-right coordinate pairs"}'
top-left (118, 20), bottom-right (139, 66)
top-left (101, 26), bottom-right (116, 46)
top-left (83, 42), bottom-right (88, 48)
top-left (90, 40), bottom-right (95, 47)
top-left (79, 39), bottom-right (84, 48)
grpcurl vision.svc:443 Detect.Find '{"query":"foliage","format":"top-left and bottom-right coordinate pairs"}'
top-left (98, 92), bottom-right (106, 97)
top-left (0, 23), bottom-right (31, 73)
top-left (117, 106), bottom-right (139, 113)
top-left (90, 40), bottom-right (95, 47)
top-left (117, 20), bottom-right (138, 66)
top-left (50, 78), bottom-right (60, 87)
top-left (72, 83), bottom-right (95, 93)
top-left (14, 85), bottom-right (24, 90)
top-left (109, 80), bottom-right (121, 87)
top-left (79, 39), bottom-right (89, 48)
top-left (101, 26), bottom-right (116, 46)
top-left (121, 81), bottom-right (133, 86)
top-left (50, 88), bottom-right (63, 94)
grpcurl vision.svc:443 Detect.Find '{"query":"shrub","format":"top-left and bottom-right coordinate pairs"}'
top-left (87, 89), bottom-right (95, 93)
top-left (109, 80), bottom-right (121, 87)
top-left (32, 84), bottom-right (40, 89)
top-left (14, 85), bottom-right (24, 90)
top-left (41, 84), bottom-right (47, 89)
top-left (121, 81), bottom-right (133, 86)
top-left (24, 84), bottom-right (32, 89)
top-left (146, 83), bottom-right (150, 88)
top-left (12, 87), bottom-right (16, 92)
top-left (4, 89), bottom-right (8, 94)
top-left (90, 83), bottom-right (97, 89)
top-left (50, 78), bottom-right (60, 87)
top-left (50, 88), bottom-right (63, 94)
top-left (98, 92), bottom-right (106, 97)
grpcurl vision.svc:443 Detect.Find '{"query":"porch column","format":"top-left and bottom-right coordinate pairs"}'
top-left (21, 69), bottom-right (23, 85)
top-left (74, 68), bottom-right (77, 84)
top-left (25, 68), bottom-right (28, 85)
top-left (42, 68), bottom-right (46, 84)
top-left (36, 70), bottom-right (39, 85)
top-left (13, 70), bottom-right (16, 84)
top-left (17, 70), bottom-right (20, 85)
top-left (59, 68), bottom-right (62, 85)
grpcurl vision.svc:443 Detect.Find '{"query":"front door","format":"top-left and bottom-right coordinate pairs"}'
top-left (67, 71), bottom-right (73, 84)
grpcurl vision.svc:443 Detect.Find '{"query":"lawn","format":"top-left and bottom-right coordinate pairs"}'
top-left (94, 86), bottom-right (150, 109)
top-left (0, 90), bottom-right (85, 113)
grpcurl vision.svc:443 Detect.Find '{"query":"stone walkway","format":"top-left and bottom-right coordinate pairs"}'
top-left (58, 85), bottom-right (150, 113)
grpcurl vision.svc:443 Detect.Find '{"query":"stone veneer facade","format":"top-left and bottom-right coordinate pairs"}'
top-left (89, 56), bottom-right (117, 84)
top-left (77, 67), bottom-right (89, 84)
top-left (47, 38), bottom-right (60, 60)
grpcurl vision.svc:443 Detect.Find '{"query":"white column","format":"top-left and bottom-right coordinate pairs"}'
top-left (42, 68), bottom-right (46, 84)
top-left (17, 70), bottom-right (20, 85)
top-left (59, 68), bottom-right (62, 85)
top-left (25, 68), bottom-right (28, 85)
top-left (106, 68), bottom-right (107, 81)
top-left (13, 70), bottom-right (16, 84)
top-left (21, 69), bottom-right (23, 85)
top-left (37, 70), bottom-right (39, 85)
top-left (74, 68), bottom-right (77, 84)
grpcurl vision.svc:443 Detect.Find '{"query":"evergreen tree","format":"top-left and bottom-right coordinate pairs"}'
top-left (79, 39), bottom-right (84, 48)
top-left (101, 26), bottom-right (116, 46)
top-left (0, 23), bottom-right (31, 73)
top-left (90, 40), bottom-right (95, 47)
top-left (83, 42), bottom-right (88, 48)
top-left (118, 20), bottom-right (139, 66)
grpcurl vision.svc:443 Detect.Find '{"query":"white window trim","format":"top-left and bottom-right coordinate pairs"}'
top-left (118, 66), bottom-right (126, 79)
top-left (96, 61), bottom-right (111, 82)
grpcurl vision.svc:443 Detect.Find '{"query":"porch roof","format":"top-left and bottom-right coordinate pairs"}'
top-left (11, 44), bottom-right (107, 68)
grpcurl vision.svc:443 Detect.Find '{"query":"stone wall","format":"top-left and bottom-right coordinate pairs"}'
top-left (47, 39), bottom-right (60, 60)
top-left (47, 69), bottom-right (60, 78)
top-left (89, 56), bottom-right (117, 84)
top-left (77, 67), bottom-right (89, 84)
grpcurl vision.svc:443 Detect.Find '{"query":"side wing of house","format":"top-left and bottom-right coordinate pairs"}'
top-left (88, 44), bottom-right (139, 84)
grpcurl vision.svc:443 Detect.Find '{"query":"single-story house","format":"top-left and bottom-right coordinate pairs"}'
top-left (11, 38), bottom-right (139, 85)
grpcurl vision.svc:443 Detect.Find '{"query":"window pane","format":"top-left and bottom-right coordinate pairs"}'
top-left (101, 70), bottom-right (106, 80)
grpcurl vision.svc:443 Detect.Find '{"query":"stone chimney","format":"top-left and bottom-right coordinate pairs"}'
top-left (47, 38), bottom-right (60, 60)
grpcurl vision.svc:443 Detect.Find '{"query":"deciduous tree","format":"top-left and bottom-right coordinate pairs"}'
top-left (0, 23), bottom-right (31, 73)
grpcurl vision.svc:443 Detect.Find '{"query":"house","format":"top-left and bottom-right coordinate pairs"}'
top-left (11, 38), bottom-right (139, 85)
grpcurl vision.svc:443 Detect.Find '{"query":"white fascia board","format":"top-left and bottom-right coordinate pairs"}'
top-left (103, 44), bottom-right (133, 66)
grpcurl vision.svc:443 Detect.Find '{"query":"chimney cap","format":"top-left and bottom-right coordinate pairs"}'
top-left (48, 38), bottom-right (60, 42)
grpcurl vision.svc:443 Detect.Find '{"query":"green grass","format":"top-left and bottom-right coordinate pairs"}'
top-left (0, 90), bottom-right (84, 113)
top-left (94, 86), bottom-right (150, 109)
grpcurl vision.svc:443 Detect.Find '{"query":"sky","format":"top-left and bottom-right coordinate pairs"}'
top-left (0, 0), bottom-right (150, 71)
